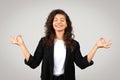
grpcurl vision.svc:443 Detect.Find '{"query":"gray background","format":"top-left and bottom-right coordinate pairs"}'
top-left (0, 0), bottom-right (120, 80)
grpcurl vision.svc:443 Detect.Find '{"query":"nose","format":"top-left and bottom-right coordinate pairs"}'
top-left (56, 20), bottom-right (62, 24)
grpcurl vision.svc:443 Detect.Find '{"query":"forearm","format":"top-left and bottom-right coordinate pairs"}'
top-left (87, 44), bottom-right (98, 63)
top-left (20, 43), bottom-right (30, 61)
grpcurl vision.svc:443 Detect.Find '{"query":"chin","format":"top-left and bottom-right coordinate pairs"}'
top-left (55, 29), bottom-right (64, 32)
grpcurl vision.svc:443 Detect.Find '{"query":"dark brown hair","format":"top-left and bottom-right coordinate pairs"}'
top-left (44, 9), bottom-right (75, 52)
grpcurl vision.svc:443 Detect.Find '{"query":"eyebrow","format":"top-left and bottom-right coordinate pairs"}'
top-left (54, 17), bottom-right (65, 20)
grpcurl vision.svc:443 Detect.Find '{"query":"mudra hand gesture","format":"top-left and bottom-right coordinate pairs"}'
top-left (96, 37), bottom-right (111, 49)
top-left (10, 35), bottom-right (24, 46)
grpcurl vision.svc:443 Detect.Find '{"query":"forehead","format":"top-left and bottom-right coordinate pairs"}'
top-left (54, 14), bottom-right (66, 19)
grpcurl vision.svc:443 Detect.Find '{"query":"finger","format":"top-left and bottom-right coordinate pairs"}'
top-left (16, 35), bottom-right (22, 40)
top-left (108, 40), bottom-right (112, 45)
top-left (10, 38), bottom-right (17, 44)
top-left (104, 42), bottom-right (112, 48)
top-left (17, 35), bottom-right (22, 37)
top-left (100, 37), bottom-right (104, 40)
top-left (10, 36), bottom-right (15, 43)
top-left (106, 40), bottom-right (112, 46)
top-left (100, 37), bottom-right (106, 44)
top-left (10, 36), bottom-right (19, 44)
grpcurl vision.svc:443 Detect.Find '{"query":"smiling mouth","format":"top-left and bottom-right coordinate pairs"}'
top-left (55, 25), bottom-right (63, 28)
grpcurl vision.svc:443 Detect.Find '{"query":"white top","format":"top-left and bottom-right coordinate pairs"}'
top-left (53, 39), bottom-right (66, 76)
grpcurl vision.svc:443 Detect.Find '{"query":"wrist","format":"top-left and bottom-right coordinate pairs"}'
top-left (95, 43), bottom-right (99, 49)
top-left (20, 42), bottom-right (25, 48)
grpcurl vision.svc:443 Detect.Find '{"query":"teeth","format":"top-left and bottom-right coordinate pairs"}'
top-left (56, 25), bottom-right (62, 27)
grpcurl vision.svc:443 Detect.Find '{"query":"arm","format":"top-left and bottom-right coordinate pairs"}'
top-left (87, 37), bottom-right (112, 63)
top-left (10, 35), bottom-right (30, 61)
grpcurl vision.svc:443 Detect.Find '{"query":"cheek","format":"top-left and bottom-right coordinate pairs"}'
top-left (52, 22), bottom-right (55, 27)
top-left (64, 22), bottom-right (67, 27)
top-left (52, 23), bottom-right (56, 29)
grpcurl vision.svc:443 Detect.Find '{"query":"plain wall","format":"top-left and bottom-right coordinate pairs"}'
top-left (0, 0), bottom-right (120, 80)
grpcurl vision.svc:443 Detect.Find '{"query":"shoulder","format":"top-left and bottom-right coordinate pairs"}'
top-left (40, 37), bottom-right (45, 42)
top-left (37, 37), bottom-right (46, 47)
top-left (38, 37), bottom-right (44, 43)
top-left (39, 37), bottom-right (50, 47)
top-left (73, 39), bottom-right (80, 47)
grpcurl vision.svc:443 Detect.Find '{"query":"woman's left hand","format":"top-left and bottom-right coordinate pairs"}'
top-left (96, 37), bottom-right (112, 49)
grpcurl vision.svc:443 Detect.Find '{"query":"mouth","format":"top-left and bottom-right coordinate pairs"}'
top-left (55, 24), bottom-right (63, 28)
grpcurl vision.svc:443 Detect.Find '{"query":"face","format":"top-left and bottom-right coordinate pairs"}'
top-left (53, 14), bottom-right (67, 32)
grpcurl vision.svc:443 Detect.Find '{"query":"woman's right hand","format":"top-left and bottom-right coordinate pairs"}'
top-left (10, 35), bottom-right (24, 46)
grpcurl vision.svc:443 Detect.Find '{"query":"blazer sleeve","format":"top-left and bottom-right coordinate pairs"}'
top-left (73, 41), bottom-right (94, 69)
top-left (24, 38), bottom-right (44, 69)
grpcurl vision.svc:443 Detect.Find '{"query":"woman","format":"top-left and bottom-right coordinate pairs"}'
top-left (10, 9), bottom-right (111, 80)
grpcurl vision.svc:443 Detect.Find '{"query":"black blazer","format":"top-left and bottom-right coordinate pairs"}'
top-left (25, 38), bottom-right (93, 80)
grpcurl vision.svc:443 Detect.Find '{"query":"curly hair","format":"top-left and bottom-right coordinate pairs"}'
top-left (44, 9), bottom-right (75, 52)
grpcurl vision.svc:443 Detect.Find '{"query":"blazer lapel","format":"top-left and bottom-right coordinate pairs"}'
top-left (49, 45), bottom-right (54, 79)
top-left (64, 48), bottom-right (70, 69)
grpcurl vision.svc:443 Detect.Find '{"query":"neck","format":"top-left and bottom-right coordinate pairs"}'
top-left (55, 31), bottom-right (64, 40)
